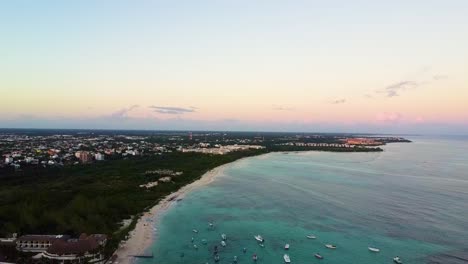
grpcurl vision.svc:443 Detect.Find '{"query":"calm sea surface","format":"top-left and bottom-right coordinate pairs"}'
top-left (139, 136), bottom-right (468, 264)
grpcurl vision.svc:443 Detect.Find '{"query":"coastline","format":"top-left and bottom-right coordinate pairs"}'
top-left (110, 149), bottom-right (383, 263)
top-left (111, 160), bottom-right (239, 264)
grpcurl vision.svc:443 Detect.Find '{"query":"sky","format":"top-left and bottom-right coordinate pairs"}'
top-left (1, 0), bottom-right (467, 134)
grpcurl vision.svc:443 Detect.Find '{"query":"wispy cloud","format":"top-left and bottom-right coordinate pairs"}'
top-left (109, 105), bottom-right (139, 118)
top-left (272, 105), bottom-right (294, 111)
top-left (330, 98), bottom-right (346, 104)
top-left (149, 106), bottom-right (197, 115)
top-left (380, 81), bottom-right (419, 97)
top-left (370, 68), bottom-right (448, 98)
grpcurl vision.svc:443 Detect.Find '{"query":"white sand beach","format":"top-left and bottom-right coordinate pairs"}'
top-left (111, 163), bottom-right (230, 264)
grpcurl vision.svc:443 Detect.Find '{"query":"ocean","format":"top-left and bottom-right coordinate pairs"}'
top-left (139, 136), bottom-right (468, 264)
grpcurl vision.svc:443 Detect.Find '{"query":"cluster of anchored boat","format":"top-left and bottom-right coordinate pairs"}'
top-left (189, 224), bottom-right (404, 263)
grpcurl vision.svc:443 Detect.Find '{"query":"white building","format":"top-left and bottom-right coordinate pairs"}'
top-left (95, 153), bottom-right (105, 161)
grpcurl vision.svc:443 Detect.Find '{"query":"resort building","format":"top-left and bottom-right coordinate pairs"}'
top-left (42, 234), bottom-right (107, 263)
top-left (16, 235), bottom-right (69, 253)
top-left (16, 234), bottom-right (107, 263)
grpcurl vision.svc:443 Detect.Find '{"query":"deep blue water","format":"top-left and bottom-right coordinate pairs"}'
top-left (140, 136), bottom-right (468, 264)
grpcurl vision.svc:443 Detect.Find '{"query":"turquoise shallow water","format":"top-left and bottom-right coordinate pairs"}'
top-left (140, 136), bottom-right (468, 264)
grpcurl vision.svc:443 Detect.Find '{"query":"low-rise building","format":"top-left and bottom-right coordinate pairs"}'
top-left (42, 234), bottom-right (107, 263)
top-left (16, 235), bottom-right (69, 253)
top-left (95, 153), bottom-right (105, 161)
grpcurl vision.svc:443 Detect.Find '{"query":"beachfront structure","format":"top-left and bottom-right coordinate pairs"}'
top-left (42, 234), bottom-right (107, 263)
top-left (16, 235), bottom-right (70, 253)
top-left (16, 234), bottom-right (107, 263)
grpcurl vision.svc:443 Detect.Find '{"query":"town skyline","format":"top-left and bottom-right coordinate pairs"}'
top-left (1, 1), bottom-right (467, 134)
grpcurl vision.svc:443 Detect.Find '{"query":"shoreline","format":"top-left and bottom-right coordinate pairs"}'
top-left (110, 149), bottom-right (383, 263)
top-left (111, 159), bottom-right (244, 264)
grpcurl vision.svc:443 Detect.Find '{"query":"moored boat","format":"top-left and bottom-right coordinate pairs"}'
top-left (325, 244), bottom-right (337, 249)
top-left (221, 233), bottom-right (227, 240)
top-left (284, 244), bottom-right (290, 250)
top-left (315, 253), bottom-right (323, 259)
top-left (368, 247), bottom-right (380, 252)
top-left (254, 235), bottom-right (264, 242)
top-left (214, 254), bottom-right (220, 262)
top-left (283, 254), bottom-right (291, 263)
top-left (192, 229), bottom-right (198, 233)
top-left (252, 254), bottom-right (258, 261)
top-left (221, 240), bottom-right (227, 247)
top-left (393, 256), bottom-right (403, 264)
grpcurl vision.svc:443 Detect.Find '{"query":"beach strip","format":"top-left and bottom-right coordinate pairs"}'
top-left (112, 163), bottom-right (230, 264)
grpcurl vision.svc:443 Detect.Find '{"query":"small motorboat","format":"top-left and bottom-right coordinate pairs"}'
top-left (368, 247), bottom-right (380, 252)
top-left (191, 237), bottom-right (194, 242)
top-left (201, 239), bottom-right (207, 245)
top-left (252, 254), bottom-right (258, 261)
top-left (254, 235), bottom-right (264, 242)
top-left (284, 244), bottom-right (290, 250)
top-left (283, 254), bottom-right (291, 263)
top-left (307, 235), bottom-right (317, 239)
top-left (221, 240), bottom-right (227, 247)
top-left (259, 243), bottom-right (265, 247)
top-left (393, 256), bottom-right (403, 264)
top-left (221, 233), bottom-right (227, 240)
top-left (315, 253), bottom-right (324, 259)
top-left (214, 254), bottom-right (220, 262)
top-left (193, 244), bottom-right (198, 250)
top-left (243, 247), bottom-right (247, 253)
top-left (209, 222), bottom-right (214, 228)
top-left (325, 244), bottom-right (337, 249)
top-left (233, 256), bottom-right (238, 263)
top-left (192, 229), bottom-right (199, 233)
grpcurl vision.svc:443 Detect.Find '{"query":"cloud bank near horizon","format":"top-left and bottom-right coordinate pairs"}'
top-left (1, 114), bottom-right (467, 135)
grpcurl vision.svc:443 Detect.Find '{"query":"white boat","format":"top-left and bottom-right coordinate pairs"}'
top-left (259, 243), bottom-right (264, 247)
top-left (283, 254), bottom-right (291, 263)
top-left (254, 235), bottom-right (264, 242)
top-left (325, 244), bottom-right (337, 249)
top-left (314, 253), bottom-right (323, 259)
top-left (393, 256), bottom-right (403, 264)
top-left (221, 240), bottom-right (227, 247)
top-left (284, 244), bottom-right (290, 250)
top-left (233, 256), bottom-right (238, 263)
top-left (192, 229), bottom-right (198, 233)
top-left (193, 244), bottom-right (198, 250)
top-left (221, 233), bottom-right (227, 240)
top-left (307, 235), bottom-right (316, 239)
top-left (368, 247), bottom-right (380, 252)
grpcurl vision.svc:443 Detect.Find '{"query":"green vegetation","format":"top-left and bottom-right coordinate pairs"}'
top-left (0, 150), bottom-right (267, 256)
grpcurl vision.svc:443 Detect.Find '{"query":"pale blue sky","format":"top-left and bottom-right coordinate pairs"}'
top-left (1, 1), bottom-right (467, 133)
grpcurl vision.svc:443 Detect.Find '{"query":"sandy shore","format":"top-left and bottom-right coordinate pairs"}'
top-left (111, 163), bottom-right (232, 264)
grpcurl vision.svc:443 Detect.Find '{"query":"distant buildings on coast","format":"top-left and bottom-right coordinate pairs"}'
top-left (180, 144), bottom-right (265, 155)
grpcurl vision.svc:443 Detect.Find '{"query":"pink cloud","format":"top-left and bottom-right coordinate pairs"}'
top-left (376, 112), bottom-right (403, 123)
